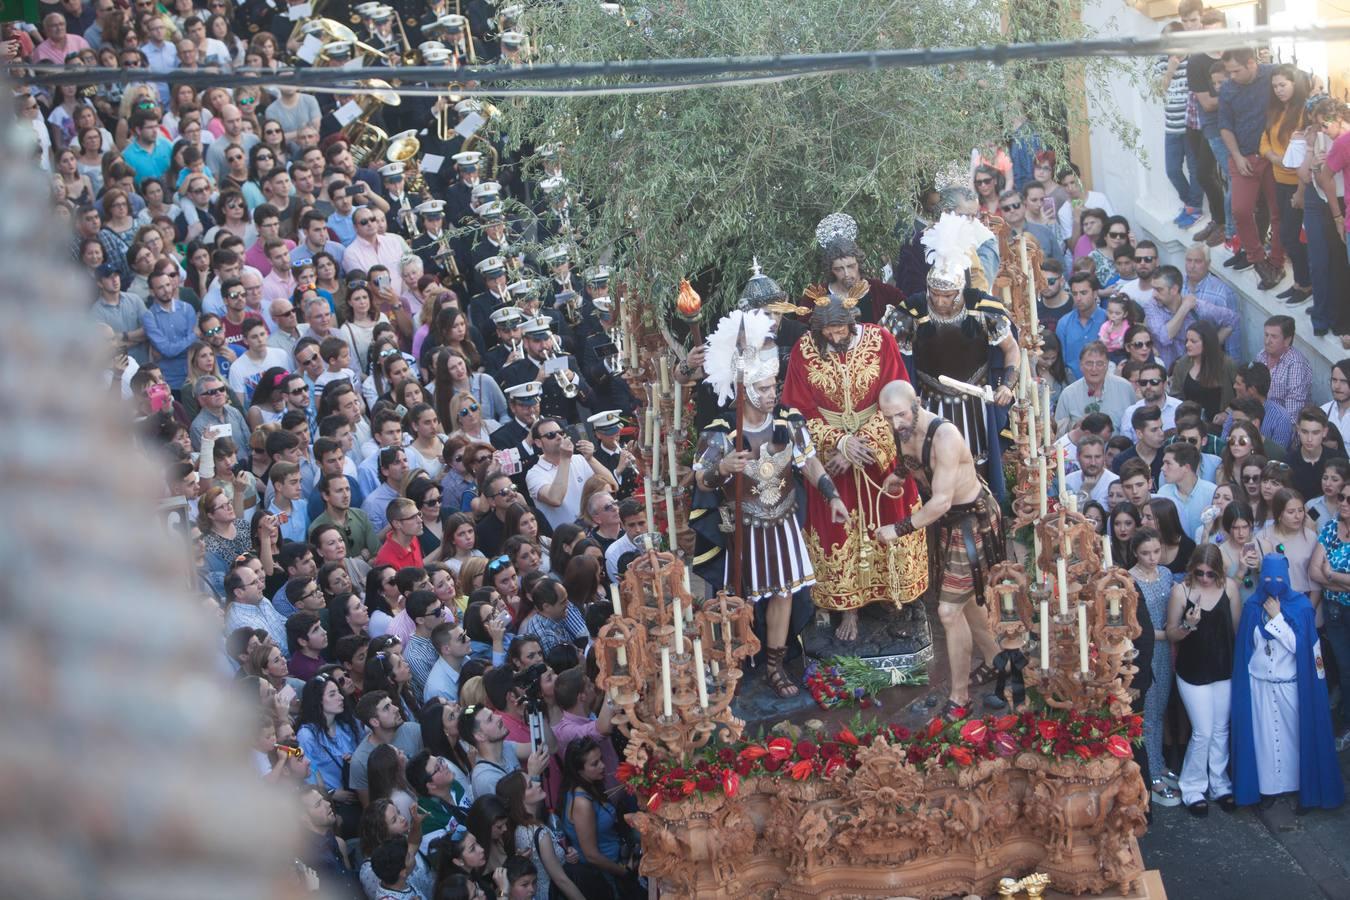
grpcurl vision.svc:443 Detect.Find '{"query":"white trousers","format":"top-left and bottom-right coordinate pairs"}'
top-left (1177, 676), bottom-right (1233, 805)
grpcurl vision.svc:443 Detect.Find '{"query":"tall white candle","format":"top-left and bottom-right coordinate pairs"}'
top-left (609, 582), bottom-right (623, 617)
top-left (1022, 237), bottom-right (1038, 342)
top-left (650, 417), bottom-right (662, 483)
top-left (672, 381), bottom-right (683, 435)
top-left (1056, 446), bottom-right (1067, 498)
top-left (1019, 353), bottom-right (1032, 402)
top-left (660, 647), bottom-right (673, 717)
top-left (1038, 456), bottom-right (1049, 516)
top-left (643, 407), bottom-right (653, 447)
top-left (692, 638), bottom-right (709, 709)
top-left (1032, 530), bottom-right (1042, 583)
top-left (1102, 533), bottom-right (1113, 569)
top-left (659, 355), bottom-right (671, 395)
top-left (1042, 381), bottom-right (1053, 446)
top-left (711, 659), bottom-right (720, 677)
top-left (1040, 599), bottom-right (1050, 669)
top-left (665, 485), bottom-right (677, 553)
top-left (666, 436), bottom-right (678, 487)
top-left (643, 478), bottom-right (655, 533)
top-left (672, 595), bottom-right (684, 654)
top-left (1056, 557), bottom-right (1068, 617)
top-left (1077, 603), bottom-right (1089, 674)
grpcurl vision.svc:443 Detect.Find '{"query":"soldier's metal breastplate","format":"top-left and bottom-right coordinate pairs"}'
top-left (742, 439), bottom-right (797, 527)
top-left (913, 320), bottom-right (988, 384)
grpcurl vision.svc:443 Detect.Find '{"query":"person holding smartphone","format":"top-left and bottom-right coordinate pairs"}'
top-left (1166, 545), bottom-right (1242, 816)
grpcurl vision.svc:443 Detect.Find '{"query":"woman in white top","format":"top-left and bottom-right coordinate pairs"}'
top-left (407, 403), bottom-right (448, 481)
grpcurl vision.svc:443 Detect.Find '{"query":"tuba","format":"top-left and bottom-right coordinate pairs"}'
top-left (386, 130), bottom-right (428, 198)
top-left (341, 79), bottom-right (401, 167)
top-left (462, 132), bottom-right (499, 181)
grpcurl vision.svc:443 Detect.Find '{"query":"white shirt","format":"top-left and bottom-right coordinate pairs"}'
top-left (1117, 279), bottom-right (1153, 307)
top-left (1322, 400), bottom-right (1350, 445)
top-left (228, 347), bottom-right (292, 401)
top-left (1064, 467), bottom-right (1119, 508)
top-left (525, 454), bottom-right (594, 530)
top-left (1118, 396), bottom-right (1183, 441)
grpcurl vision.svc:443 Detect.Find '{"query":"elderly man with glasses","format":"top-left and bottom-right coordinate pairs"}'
top-left (190, 374), bottom-right (252, 454)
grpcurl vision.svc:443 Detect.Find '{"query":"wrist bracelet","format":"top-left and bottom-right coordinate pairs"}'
top-left (894, 518), bottom-right (917, 538)
top-left (816, 473), bottom-right (839, 501)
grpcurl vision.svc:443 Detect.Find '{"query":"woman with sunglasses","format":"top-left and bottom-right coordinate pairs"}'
top-left (1169, 321), bottom-right (1236, 422)
top-left (258, 119), bottom-right (290, 167)
top-left (439, 436), bottom-right (477, 516)
top-left (1218, 421), bottom-right (1265, 487)
top-left (405, 478), bottom-right (446, 559)
top-left (447, 389), bottom-right (498, 445)
top-left (364, 564), bottom-right (404, 638)
top-left (1129, 528), bottom-right (1181, 806)
top-left (1109, 502), bottom-right (1142, 571)
top-left (1166, 544), bottom-right (1241, 816)
top-left (1256, 460), bottom-right (1296, 530)
top-left (972, 164), bottom-right (1004, 216)
top-left (1088, 215), bottom-right (1131, 288)
top-left (210, 188), bottom-right (254, 244)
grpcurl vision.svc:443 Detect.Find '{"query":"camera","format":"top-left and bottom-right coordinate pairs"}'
top-left (514, 662), bottom-right (548, 708)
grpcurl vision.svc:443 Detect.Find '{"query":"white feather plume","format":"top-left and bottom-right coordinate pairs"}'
top-left (920, 213), bottom-right (995, 288)
top-left (703, 309), bottom-right (777, 406)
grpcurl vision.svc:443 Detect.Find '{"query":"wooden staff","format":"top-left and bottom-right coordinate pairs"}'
top-left (730, 318), bottom-right (747, 597)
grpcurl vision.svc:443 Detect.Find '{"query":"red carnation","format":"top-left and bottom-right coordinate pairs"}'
top-left (717, 748), bottom-right (736, 764)
top-left (795, 740), bottom-right (817, 760)
top-left (762, 756), bottom-right (784, 773)
top-left (819, 741), bottom-right (840, 758)
top-left (734, 758), bottom-right (754, 776)
top-left (696, 777), bottom-right (718, 793)
top-left (1106, 735), bottom-right (1132, 759)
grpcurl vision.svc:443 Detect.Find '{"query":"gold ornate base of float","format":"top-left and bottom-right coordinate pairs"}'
top-left (631, 751), bottom-right (1150, 900)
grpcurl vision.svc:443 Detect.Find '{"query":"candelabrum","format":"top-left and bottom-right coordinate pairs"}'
top-left (594, 549), bottom-right (760, 767)
top-left (985, 225), bottom-right (1143, 718)
top-left (620, 285), bottom-right (695, 558)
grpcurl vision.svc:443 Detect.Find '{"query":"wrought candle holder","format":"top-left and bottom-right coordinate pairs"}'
top-left (596, 550), bottom-right (759, 764)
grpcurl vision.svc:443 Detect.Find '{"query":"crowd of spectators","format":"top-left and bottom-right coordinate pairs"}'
top-left (6, 0), bottom-right (1350, 890)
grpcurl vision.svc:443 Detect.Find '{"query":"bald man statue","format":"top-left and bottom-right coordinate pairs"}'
top-left (877, 379), bottom-right (1005, 720)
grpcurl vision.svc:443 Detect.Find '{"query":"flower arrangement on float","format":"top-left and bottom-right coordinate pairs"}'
top-left (619, 705), bottom-right (1142, 810)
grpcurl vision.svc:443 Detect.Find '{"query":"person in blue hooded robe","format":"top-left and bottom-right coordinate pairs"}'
top-left (1231, 554), bottom-right (1345, 811)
